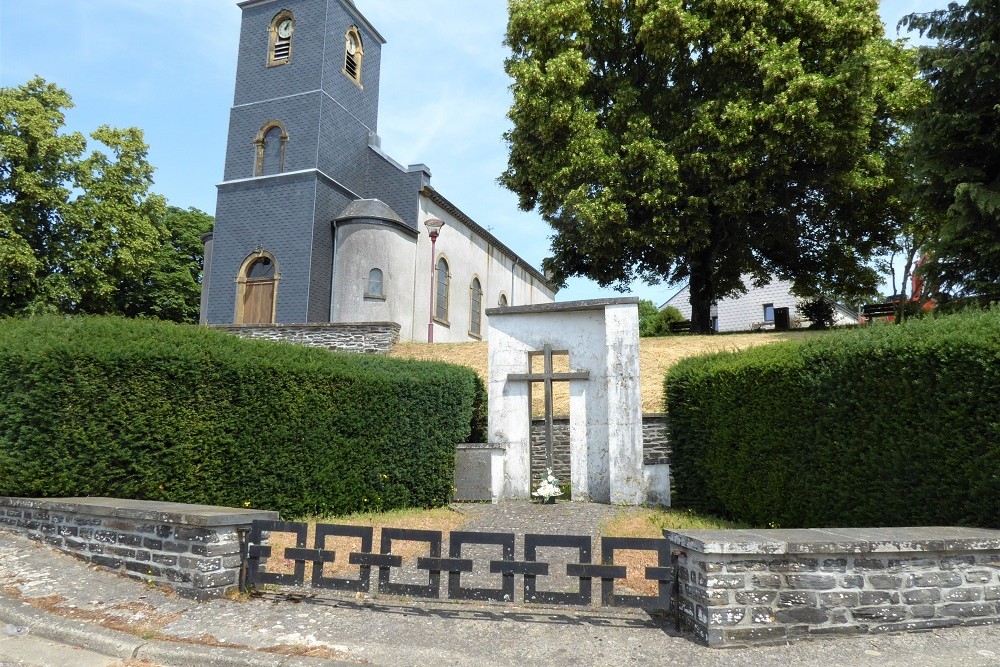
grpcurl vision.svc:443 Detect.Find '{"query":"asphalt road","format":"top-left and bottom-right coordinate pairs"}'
top-left (0, 631), bottom-right (147, 667)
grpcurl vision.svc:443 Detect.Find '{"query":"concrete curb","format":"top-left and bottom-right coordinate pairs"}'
top-left (0, 593), bottom-right (354, 667)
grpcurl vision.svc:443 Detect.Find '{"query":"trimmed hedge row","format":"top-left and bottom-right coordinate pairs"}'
top-left (665, 309), bottom-right (1000, 528)
top-left (0, 316), bottom-right (482, 517)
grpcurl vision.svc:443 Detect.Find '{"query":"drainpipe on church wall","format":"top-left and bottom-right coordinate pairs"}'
top-left (425, 217), bottom-right (445, 342)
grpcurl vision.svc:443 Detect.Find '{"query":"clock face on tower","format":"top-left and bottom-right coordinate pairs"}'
top-left (277, 19), bottom-right (294, 39)
top-left (346, 34), bottom-right (358, 55)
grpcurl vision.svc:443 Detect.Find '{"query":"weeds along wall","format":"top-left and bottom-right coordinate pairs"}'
top-left (0, 316), bottom-right (481, 517)
top-left (665, 309), bottom-right (1000, 528)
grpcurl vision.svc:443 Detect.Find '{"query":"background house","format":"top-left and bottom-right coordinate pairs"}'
top-left (662, 276), bottom-right (859, 332)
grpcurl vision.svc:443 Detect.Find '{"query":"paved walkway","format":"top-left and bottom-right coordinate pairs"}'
top-left (3, 502), bottom-right (1000, 666)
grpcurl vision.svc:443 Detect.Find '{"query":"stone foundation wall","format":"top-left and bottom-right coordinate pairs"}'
top-left (0, 497), bottom-right (278, 600)
top-left (529, 414), bottom-right (670, 486)
top-left (215, 322), bottom-right (401, 354)
top-left (667, 527), bottom-right (1000, 647)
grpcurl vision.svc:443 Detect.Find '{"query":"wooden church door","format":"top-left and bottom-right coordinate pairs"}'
top-left (242, 256), bottom-right (276, 324)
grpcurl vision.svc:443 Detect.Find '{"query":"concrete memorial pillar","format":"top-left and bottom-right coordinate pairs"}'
top-left (485, 298), bottom-right (645, 504)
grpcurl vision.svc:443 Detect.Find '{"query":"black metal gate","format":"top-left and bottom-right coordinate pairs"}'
top-left (245, 520), bottom-right (673, 610)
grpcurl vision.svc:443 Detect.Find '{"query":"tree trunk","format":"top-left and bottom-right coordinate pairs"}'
top-left (688, 249), bottom-right (714, 334)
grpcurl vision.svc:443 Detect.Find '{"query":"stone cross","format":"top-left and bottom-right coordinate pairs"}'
top-left (506, 344), bottom-right (590, 469)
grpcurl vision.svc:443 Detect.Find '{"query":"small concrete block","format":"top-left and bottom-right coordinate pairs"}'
top-left (942, 555), bottom-right (976, 570)
top-left (852, 606), bottom-right (908, 622)
top-left (966, 571), bottom-right (993, 584)
top-left (723, 626), bottom-right (787, 644)
top-left (861, 591), bottom-right (898, 605)
top-left (888, 557), bottom-right (938, 570)
top-left (902, 588), bottom-right (941, 604)
top-left (768, 558), bottom-right (818, 573)
top-left (821, 558), bottom-right (847, 572)
top-left (90, 555), bottom-right (124, 570)
top-left (853, 558), bottom-right (885, 571)
top-left (907, 572), bottom-right (962, 588)
top-left (191, 541), bottom-right (242, 557)
top-left (708, 607), bottom-right (746, 626)
top-left (161, 541), bottom-right (190, 554)
top-left (106, 546), bottom-right (136, 558)
top-left (752, 574), bottom-right (782, 588)
top-left (125, 562), bottom-right (162, 578)
top-left (775, 607), bottom-right (829, 624)
top-left (868, 575), bottom-right (903, 589)
top-left (940, 602), bottom-right (995, 618)
top-left (777, 591), bottom-right (817, 607)
top-left (194, 569), bottom-right (237, 589)
top-left (945, 587), bottom-right (982, 602)
top-left (727, 560), bottom-right (767, 573)
top-left (785, 574), bottom-right (837, 590)
top-left (736, 590), bottom-right (777, 605)
top-left (117, 533), bottom-right (143, 547)
top-left (820, 591), bottom-right (859, 607)
top-left (706, 575), bottom-right (745, 589)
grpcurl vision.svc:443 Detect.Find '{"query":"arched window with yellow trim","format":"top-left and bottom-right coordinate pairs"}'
top-left (343, 27), bottom-right (364, 87)
top-left (254, 120), bottom-right (287, 176)
top-left (435, 257), bottom-right (450, 323)
top-left (469, 277), bottom-right (483, 337)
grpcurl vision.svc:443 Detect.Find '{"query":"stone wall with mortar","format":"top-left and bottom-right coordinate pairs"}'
top-left (667, 527), bottom-right (1000, 647)
top-left (215, 322), bottom-right (400, 354)
top-left (0, 497), bottom-right (278, 600)
top-left (529, 414), bottom-right (670, 487)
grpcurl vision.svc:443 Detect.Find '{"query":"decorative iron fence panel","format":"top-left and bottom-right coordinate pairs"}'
top-left (245, 520), bottom-right (673, 610)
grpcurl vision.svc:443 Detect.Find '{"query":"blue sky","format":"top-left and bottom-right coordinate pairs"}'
top-left (1, 0), bottom-right (939, 304)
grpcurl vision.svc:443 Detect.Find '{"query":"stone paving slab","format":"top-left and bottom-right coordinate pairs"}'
top-left (668, 526), bottom-right (1000, 554)
top-left (0, 497), bottom-right (279, 527)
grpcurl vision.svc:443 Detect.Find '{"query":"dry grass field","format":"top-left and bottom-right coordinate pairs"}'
top-left (391, 330), bottom-right (821, 414)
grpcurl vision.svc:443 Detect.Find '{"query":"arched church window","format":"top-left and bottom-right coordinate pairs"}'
top-left (343, 27), bottom-right (364, 87)
top-left (469, 277), bottom-right (483, 337)
top-left (268, 11), bottom-right (295, 67)
top-left (254, 120), bottom-right (287, 176)
top-left (366, 268), bottom-right (384, 299)
top-left (435, 257), bottom-right (450, 323)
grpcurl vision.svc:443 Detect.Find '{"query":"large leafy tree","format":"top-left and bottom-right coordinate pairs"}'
top-left (900, 1), bottom-right (1000, 302)
top-left (116, 206), bottom-right (214, 323)
top-left (502, 0), bottom-right (924, 331)
top-left (0, 77), bottom-right (169, 317)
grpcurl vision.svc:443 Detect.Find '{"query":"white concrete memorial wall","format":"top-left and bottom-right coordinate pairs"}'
top-left (486, 298), bottom-right (648, 504)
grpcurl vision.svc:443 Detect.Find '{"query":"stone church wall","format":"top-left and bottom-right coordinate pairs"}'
top-left (216, 322), bottom-right (400, 354)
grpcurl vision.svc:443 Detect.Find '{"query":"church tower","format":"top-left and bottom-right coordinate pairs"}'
top-left (204, 0), bottom-right (424, 325)
top-left (201, 0), bottom-right (556, 338)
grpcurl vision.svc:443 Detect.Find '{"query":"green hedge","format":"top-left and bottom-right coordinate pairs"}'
top-left (0, 316), bottom-right (482, 517)
top-left (666, 309), bottom-right (1000, 528)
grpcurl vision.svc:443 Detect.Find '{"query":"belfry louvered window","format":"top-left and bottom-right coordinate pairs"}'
top-left (268, 11), bottom-right (294, 67)
top-left (343, 27), bottom-right (364, 87)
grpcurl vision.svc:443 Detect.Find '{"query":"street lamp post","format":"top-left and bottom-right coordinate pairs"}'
top-left (424, 217), bottom-right (445, 342)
